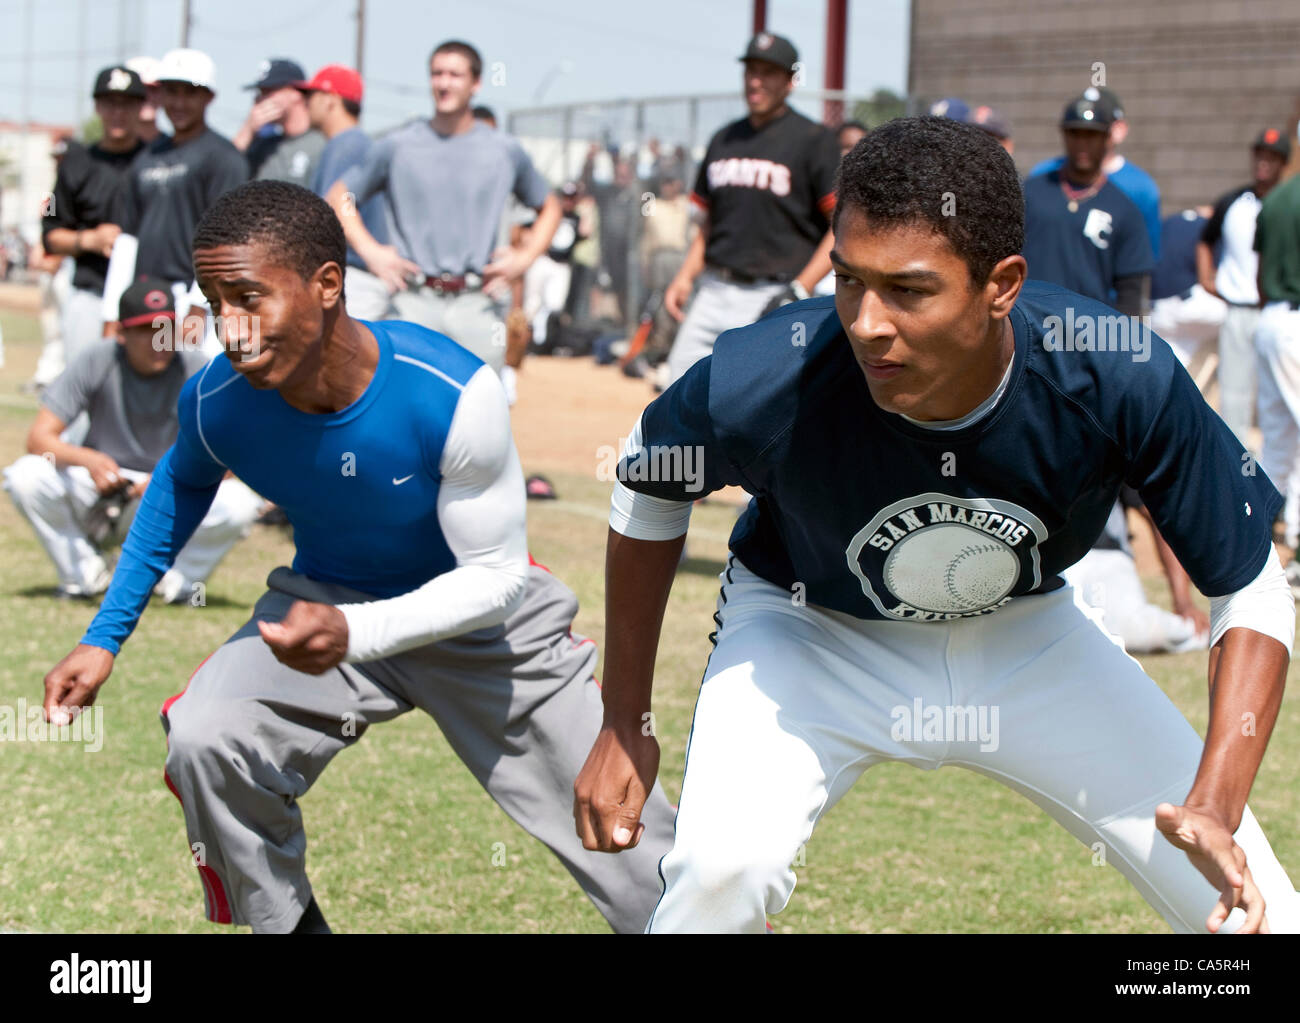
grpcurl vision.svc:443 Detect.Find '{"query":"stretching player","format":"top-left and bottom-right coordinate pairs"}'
top-left (41, 181), bottom-right (674, 934)
top-left (5, 277), bottom-right (260, 601)
top-left (575, 117), bottom-right (1300, 933)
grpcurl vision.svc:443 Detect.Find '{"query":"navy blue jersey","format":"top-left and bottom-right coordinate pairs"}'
top-left (1151, 210), bottom-right (1208, 300)
top-left (1022, 171), bottom-right (1153, 306)
top-left (1029, 155), bottom-right (1162, 261)
top-left (621, 287), bottom-right (1278, 622)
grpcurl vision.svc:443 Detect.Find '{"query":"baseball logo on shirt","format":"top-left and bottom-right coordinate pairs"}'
top-left (845, 493), bottom-right (1048, 621)
top-left (1082, 208), bottom-right (1113, 249)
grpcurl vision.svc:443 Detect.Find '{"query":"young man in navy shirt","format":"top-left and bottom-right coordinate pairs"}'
top-left (1028, 86), bottom-right (1161, 261)
top-left (1022, 95), bottom-right (1153, 316)
top-left (574, 117), bottom-right (1300, 934)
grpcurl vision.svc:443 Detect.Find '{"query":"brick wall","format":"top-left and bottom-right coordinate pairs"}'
top-left (909, 0), bottom-right (1300, 211)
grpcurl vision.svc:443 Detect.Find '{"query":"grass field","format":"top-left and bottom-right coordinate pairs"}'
top-left (0, 303), bottom-right (1297, 933)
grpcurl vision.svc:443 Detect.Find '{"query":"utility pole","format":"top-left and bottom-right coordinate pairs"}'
top-left (355, 0), bottom-right (366, 75)
top-left (823, 0), bottom-right (847, 127)
top-left (181, 0), bottom-right (193, 47)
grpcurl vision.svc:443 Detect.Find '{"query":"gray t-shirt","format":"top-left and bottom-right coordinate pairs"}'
top-left (42, 343), bottom-right (212, 473)
top-left (253, 128), bottom-right (327, 189)
top-left (343, 120), bottom-right (550, 276)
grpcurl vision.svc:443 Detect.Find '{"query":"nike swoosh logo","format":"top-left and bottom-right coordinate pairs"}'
top-left (392, 475), bottom-right (414, 486)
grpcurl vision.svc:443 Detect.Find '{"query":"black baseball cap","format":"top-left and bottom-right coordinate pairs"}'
top-left (739, 32), bottom-right (798, 73)
top-left (245, 58), bottom-right (307, 91)
top-left (970, 104), bottom-right (1012, 140)
top-left (1081, 86), bottom-right (1123, 121)
top-left (1061, 95), bottom-right (1113, 131)
top-left (93, 65), bottom-right (146, 100)
top-left (119, 276), bottom-right (176, 328)
top-left (1253, 128), bottom-right (1292, 159)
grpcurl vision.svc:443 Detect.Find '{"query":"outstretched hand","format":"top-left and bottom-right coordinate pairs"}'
top-left (44, 644), bottom-right (115, 724)
top-left (1156, 802), bottom-right (1268, 933)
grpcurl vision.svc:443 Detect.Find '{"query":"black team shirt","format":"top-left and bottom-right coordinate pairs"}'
top-left (691, 107), bottom-right (839, 281)
top-left (42, 139), bottom-right (145, 294)
top-left (112, 128), bottom-right (248, 284)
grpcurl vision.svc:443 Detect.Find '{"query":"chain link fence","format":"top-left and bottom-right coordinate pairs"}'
top-left (506, 89), bottom-right (907, 344)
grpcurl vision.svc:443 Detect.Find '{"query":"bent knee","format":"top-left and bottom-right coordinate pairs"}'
top-left (3, 453), bottom-right (60, 500)
top-left (663, 841), bottom-right (797, 902)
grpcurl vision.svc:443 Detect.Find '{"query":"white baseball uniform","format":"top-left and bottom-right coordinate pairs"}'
top-left (612, 286), bottom-right (1299, 933)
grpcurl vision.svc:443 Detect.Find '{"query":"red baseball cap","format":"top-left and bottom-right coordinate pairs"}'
top-left (296, 64), bottom-right (363, 104)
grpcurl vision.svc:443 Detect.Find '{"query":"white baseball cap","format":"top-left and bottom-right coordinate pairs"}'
top-left (125, 55), bottom-right (161, 86)
top-left (156, 48), bottom-right (216, 92)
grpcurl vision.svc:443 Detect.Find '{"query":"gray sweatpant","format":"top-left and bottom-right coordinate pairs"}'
top-left (666, 270), bottom-right (788, 384)
top-left (388, 285), bottom-right (508, 374)
top-left (160, 563), bottom-right (674, 933)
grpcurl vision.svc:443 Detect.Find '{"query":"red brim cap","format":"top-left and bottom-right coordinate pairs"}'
top-left (120, 310), bottom-right (176, 328)
top-left (297, 65), bottom-right (363, 104)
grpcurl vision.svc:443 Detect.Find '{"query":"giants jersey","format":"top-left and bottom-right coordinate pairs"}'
top-left (619, 284), bottom-right (1279, 622)
top-left (692, 108), bottom-right (839, 280)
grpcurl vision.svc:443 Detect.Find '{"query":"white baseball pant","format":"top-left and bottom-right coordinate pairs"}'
top-left (1256, 302), bottom-right (1300, 549)
top-left (1148, 285), bottom-right (1225, 384)
top-left (1061, 548), bottom-right (1203, 654)
top-left (1219, 305), bottom-right (1262, 448)
top-left (523, 255), bottom-right (572, 343)
top-left (648, 558), bottom-right (1300, 933)
top-left (61, 286), bottom-right (111, 368)
top-left (3, 454), bottom-right (262, 596)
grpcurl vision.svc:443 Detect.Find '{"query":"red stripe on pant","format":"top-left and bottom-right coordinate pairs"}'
top-left (161, 653), bottom-right (234, 925)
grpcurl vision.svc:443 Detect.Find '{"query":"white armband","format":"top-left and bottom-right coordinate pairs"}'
top-left (1209, 545), bottom-right (1295, 653)
top-left (607, 418), bottom-right (694, 540)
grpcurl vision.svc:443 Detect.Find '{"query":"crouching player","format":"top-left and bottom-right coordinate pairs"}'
top-left (5, 276), bottom-right (260, 601)
top-left (42, 181), bottom-right (674, 933)
top-left (575, 118), bottom-right (1300, 933)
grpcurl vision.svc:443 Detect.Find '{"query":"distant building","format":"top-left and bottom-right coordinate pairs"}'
top-left (909, 0), bottom-right (1300, 210)
top-left (0, 121), bottom-right (76, 244)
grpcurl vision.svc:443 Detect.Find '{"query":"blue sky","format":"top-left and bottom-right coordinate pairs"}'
top-left (1, 0), bottom-right (909, 135)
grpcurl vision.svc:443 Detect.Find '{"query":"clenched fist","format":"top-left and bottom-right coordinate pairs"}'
top-left (258, 600), bottom-right (349, 674)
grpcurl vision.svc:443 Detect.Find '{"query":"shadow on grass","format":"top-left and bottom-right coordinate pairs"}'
top-left (678, 556), bottom-right (728, 578)
top-left (11, 586), bottom-right (248, 609)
